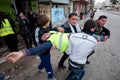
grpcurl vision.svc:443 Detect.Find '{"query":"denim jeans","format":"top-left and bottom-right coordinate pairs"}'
top-left (66, 65), bottom-right (85, 80)
top-left (28, 41), bottom-right (52, 56)
top-left (38, 53), bottom-right (53, 78)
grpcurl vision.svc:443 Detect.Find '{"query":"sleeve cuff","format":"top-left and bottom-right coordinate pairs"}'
top-left (23, 49), bottom-right (30, 56)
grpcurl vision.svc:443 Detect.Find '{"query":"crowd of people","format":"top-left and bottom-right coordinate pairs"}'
top-left (0, 9), bottom-right (110, 80)
top-left (0, 9), bottom-right (39, 51)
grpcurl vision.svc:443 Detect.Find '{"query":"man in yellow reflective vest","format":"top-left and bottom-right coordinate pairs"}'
top-left (0, 11), bottom-right (18, 52)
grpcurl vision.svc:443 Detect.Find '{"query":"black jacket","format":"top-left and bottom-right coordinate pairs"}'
top-left (53, 21), bottom-right (78, 33)
top-left (94, 21), bottom-right (110, 37)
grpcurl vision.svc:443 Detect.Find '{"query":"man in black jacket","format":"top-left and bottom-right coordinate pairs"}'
top-left (94, 15), bottom-right (110, 40)
top-left (86, 15), bottom-right (110, 64)
top-left (56, 13), bottom-right (81, 69)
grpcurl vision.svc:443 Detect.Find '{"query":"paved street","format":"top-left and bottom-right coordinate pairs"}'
top-left (0, 10), bottom-right (120, 80)
top-left (82, 10), bottom-right (120, 80)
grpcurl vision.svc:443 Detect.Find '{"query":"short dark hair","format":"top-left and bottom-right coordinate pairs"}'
top-left (82, 19), bottom-right (96, 34)
top-left (98, 15), bottom-right (107, 20)
top-left (37, 15), bottom-right (50, 27)
top-left (69, 13), bottom-right (77, 18)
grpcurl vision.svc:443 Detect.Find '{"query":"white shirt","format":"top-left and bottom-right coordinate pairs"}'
top-left (66, 32), bottom-right (97, 65)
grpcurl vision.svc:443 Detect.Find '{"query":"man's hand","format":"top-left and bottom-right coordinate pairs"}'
top-left (96, 37), bottom-right (100, 42)
top-left (6, 51), bottom-right (24, 63)
top-left (104, 36), bottom-right (109, 41)
top-left (57, 27), bottom-right (64, 32)
top-left (41, 33), bottom-right (51, 41)
top-left (52, 44), bottom-right (56, 49)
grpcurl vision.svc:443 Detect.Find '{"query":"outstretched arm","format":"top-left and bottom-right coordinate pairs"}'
top-left (6, 51), bottom-right (24, 63)
top-left (6, 41), bottom-right (53, 63)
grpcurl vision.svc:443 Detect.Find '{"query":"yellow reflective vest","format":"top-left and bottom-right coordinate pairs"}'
top-left (0, 19), bottom-right (14, 37)
top-left (47, 31), bottom-right (69, 52)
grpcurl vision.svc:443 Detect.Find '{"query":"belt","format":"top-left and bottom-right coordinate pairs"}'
top-left (69, 59), bottom-right (84, 69)
top-left (70, 64), bottom-right (84, 69)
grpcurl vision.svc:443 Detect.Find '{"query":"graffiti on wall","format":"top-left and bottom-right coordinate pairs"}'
top-left (51, 8), bottom-right (65, 23)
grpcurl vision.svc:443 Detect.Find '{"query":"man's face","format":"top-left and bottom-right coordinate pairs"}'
top-left (68, 16), bottom-right (78, 26)
top-left (98, 18), bottom-right (107, 27)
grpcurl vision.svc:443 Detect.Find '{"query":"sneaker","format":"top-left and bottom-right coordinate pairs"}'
top-left (86, 61), bottom-right (90, 64)
top-left (4, 75), bottom-right (10, 80)
top-left (0, 73), bottom-right (10, 80)
top-left (38, 69), bottom-right (45, 73)
top-left (58, 65), bottom-right (66, 69)
top-left (48, 78), bottom-right (57, 80)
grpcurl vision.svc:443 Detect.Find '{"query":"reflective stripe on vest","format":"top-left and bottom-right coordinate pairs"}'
top-left (0, 19), bottom-right (14, 37)
top-left (48, 31), bottom-right (69, 52)
top-left (58, 33), bottom-right (63, 51)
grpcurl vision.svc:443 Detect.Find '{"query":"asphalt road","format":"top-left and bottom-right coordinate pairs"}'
top-left (82, 10), bottom-right (120, 80)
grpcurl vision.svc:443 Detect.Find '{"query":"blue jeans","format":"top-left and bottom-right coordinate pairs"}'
top-left (28, 41), bottom-right (53, 78)
top-left (38, 53), bottom-right (53, 79)
top-left (66, 65), bottom-right (85, 80)
top-left (28, 41), bottom-right (52, 56)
